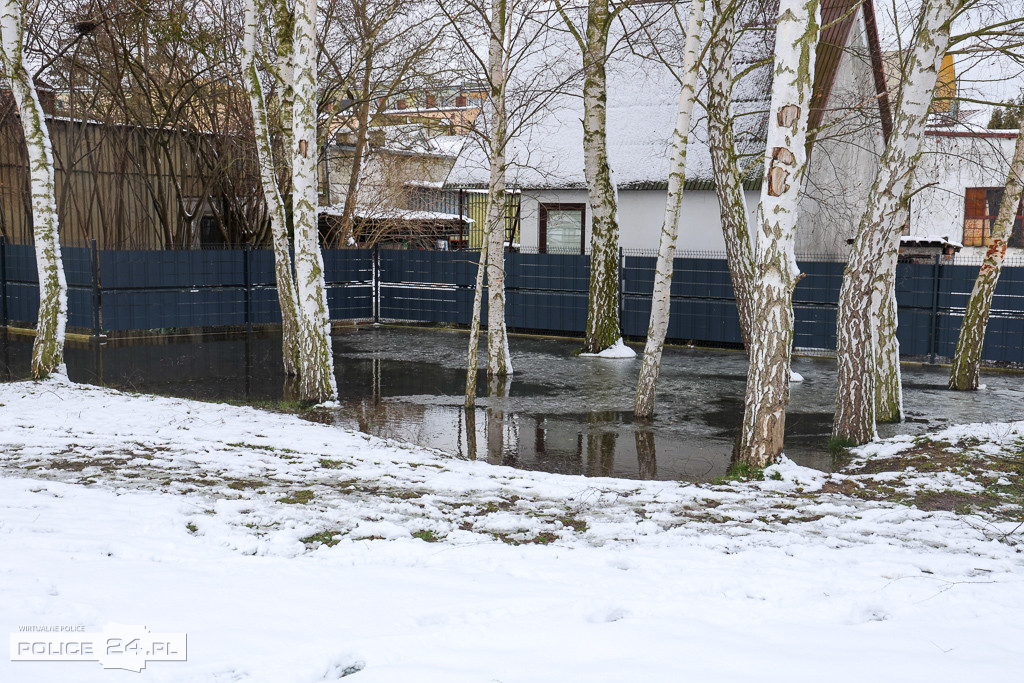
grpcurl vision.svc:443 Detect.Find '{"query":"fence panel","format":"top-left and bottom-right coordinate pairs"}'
top-left (378, 249), bottom-right (476, 287)
top-left (3, 243), bottom-right (1024, 367)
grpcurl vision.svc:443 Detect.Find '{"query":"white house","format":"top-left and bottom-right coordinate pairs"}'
top-left (909, 128), bottom-right (1023, 257)
top-left (443, 0), bottom-right (889, 257)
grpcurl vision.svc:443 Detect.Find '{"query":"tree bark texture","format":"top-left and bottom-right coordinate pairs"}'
top-left (872, 225), bottom-right (902, 421)
top-left (949, 115), bottom-right (1024, 390)
top-left (737, 0), bottom-right (820, 467)
top-left (634, 0), bottom-right (705, 419)
top-left (242, 0), bottom-right (302, 377)
top-left (834, 0), bottom-right (959, 444)
top-left (486, 0), bottom-right (512, 378)
top-left (291, 0), bottom-right (338, 402)
top-left (1, 0), bottom-right (67, 379)
top-left (707, 0), bottom-right (755, 350)
top-left (465, 235), bottom-right (489, 409)
top-left (580, 0), bottom-right (621, 354)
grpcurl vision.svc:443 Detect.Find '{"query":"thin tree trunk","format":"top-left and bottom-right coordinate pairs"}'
top-left (291, 0), bottom-right (338, 402)
top-left (465, 234), bottom-right (489, 408)
top-left (1, 0), bottom-right (67, 379)
top-left (834, 0), bottom-right (959, 444)
top-left (581, 0), bottom-right (621, 354)
top-left (339, 57), bottom-right (373, 245)
top-left (242, 0), bottom-right (302, 377)
top-left (634, 0), bottom-right (705, 419)
top-left (949, 115), bottom-right (1024, 390)
top-left (737, 0), bottom-right (820, 467)
top-left (486, 0), bottom-right (512, 378)
top-left (707, 0), bottom-right (755, 350)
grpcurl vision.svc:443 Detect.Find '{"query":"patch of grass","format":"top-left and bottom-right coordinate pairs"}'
top-left (277, 490), bottom-right (315, 505)
top-left (412, 529), bottom-right (441, 542)
top-left (713, 462), bottom-right (766, 484)
top-left (768, 470), bottom-right (784, 481)
top-left (489, 530), bottom-right (559, 546)
top-left (319, 458), bottom-right (349, 469)
top-left (227, 479), bottom-right (266, 491)
top-left (301, 530), bottom-right (341, 547)
top-left (185, 522), bottom-right (198, 534)
top-left (914, 489), bottom-right (997, 513)
top-left (827, 435), bottom-right (858, 457)
top-left (556, 516), bottom-right (588, 533)
top-left (228, 443), bottom-right (299, 457)
top-left (474, 496), bottom-right (522, 515)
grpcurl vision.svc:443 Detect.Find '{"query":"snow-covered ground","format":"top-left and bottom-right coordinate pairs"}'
top-left (1, 377), bottom-right (1022, 682)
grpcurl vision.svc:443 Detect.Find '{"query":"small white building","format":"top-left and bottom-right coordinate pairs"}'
top-left (443, 0), bottom-right (889, 257)
top-left (909, 128), bottom-right (1023, 257)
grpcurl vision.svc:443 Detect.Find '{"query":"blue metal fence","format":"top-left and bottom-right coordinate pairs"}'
top-left (2, 238), bottom-right (1023, 364)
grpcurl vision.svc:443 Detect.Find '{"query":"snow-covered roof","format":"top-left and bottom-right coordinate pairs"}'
top-left (445, 9), bottom-right (775, 191)
top-left (900, 234), bottom-right (963, 250)
top-left (446, 1), bottom-right (871, 192)
top-left (319, 205), bottom-right (472, 223)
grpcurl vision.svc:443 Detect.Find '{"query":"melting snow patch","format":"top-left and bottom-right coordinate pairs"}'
top-left (579, 338), bottom-right (637, 359)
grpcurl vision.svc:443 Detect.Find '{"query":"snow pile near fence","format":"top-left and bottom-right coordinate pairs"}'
top-left (1, 378), bottom-right (1022, 682)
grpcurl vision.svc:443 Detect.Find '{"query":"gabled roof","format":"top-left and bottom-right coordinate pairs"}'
top-left (446, 0), bottom-right (884, 192)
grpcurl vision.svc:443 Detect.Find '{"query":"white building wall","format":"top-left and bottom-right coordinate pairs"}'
top-left (910, 132), bottom-right (1020, 257)
top-left (795, 12), bottom-right (884, 255)
top-left (518, 188), bottom-right (760, 253)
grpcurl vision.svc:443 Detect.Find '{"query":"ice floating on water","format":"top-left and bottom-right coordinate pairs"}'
top-left (790, 371), bottom-right (804, 383)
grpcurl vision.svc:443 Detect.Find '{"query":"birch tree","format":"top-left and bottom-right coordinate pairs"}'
top-left (242, 0), bottom-right (302, 377)
top-left (949, 112), bottom-right (1024, 390)
top-left (634, 0), bottom-right (705, 419)
top-left (240, 0), bottom-right (336, 402)
top-left (834, 0), bottom-right (963, 445)
top-left (443, 0), bottom-right (578, 401)
top-left (556, 0), bottom-right (624, 354)
top-left (483, 0), bottom-right (513, 378)
top-left (706, 0), bottom-right (757, 349)
top-left (0, 0), bottom-right (66, 378)
top-left (292, 0), bottom-right (338, 402)
top-left (736, 0), bottom-right (820, 467)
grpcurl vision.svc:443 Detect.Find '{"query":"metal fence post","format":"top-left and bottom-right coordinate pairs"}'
top-left (928, 252), bottom-right (941, 364)
top-left (244, 243), bottom-right (253, 335)
top-left (618, 246), bottom-right (625, 333)
top-left (0, 236), bottom-right (7, 330)
top-left (90, 238), bottom-right (101, 338)
top-left (373, 242), bottom-right (380, 324)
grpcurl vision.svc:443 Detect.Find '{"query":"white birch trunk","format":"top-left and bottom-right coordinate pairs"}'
top-left (242, 0), bottom-right (302, 377)
top-left (465, 234), bottom-right (489, 408)
top-left (486, 0), bottom-right (512, 377)
top-left (707, 0), bottom-right (755, 349)
top-left (737, 0), bottom-right (819, 467)
top-left (949, 115), bottom-right (1024, 390)
top-left (834, 0), bottom-right (959, 444)
top-left (634, 0), bottom-right (705, 419)
top-left (872, 217), bottom-right (903, 421)
top-left (1, 0), bottom-right (67, 379)
top-left (581, 0), bottom-right (621, 354)
top-left (291, 0), bottom-right (338, 402)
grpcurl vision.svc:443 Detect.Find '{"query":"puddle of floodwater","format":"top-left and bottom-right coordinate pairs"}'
top-left (2, 327), bottom-right (1022, 481)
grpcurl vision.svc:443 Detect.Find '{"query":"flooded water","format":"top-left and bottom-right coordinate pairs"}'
top-left (2, 326), bottom-right (1023, 481)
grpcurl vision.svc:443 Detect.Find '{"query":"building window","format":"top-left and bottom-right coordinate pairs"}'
top-left (539, 203), bottom-right (585, 254)
top-left (963, 187), bottom-right (1024, 247)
